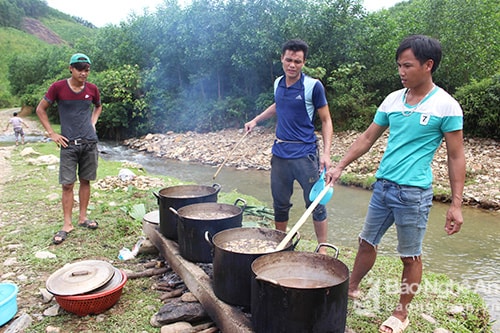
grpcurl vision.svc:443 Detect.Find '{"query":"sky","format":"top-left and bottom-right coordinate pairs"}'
top-left (46, 0), bottom-right (403, 28)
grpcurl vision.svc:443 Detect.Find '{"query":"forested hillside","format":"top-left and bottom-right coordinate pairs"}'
top-left (1, 0), bottom-right (499, 140)
top-left (0, 0), bottom-right (95, 107)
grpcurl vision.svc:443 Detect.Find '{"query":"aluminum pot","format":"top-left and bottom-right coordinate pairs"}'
top-left (153, 184), bottom-right (221, 240)
top-left (251, 244), bottom-right (349, 333)
top-left (207, 227), bottom-right (300, 309)
top-left (171, 198), bottom-right (246, 263)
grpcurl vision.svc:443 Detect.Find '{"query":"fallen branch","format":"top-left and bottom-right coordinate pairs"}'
top-left (180, 322), bottom-right (217, 333)
top-left (153, 286), bottom-right (173, 291)
top-left (144, 260), bottom-right (164, 269)
top-left (196, 327), bottom-right (219, 333)
top-left (126, 266), bottom-right (170, 279)
top-left (160, 288), bottom-right (185, 301)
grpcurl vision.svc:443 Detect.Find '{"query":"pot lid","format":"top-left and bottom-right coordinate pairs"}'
top-left (143, 210), bottom-right (159, 224)
top-left (87, 267), bottom-right (123, 294)
top-left (46, 260), bottom-right (115, 296)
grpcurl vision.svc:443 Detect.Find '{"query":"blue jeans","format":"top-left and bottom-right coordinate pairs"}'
top-left (270, 154), bottom-right (327, 223)
top-left (360, 179), bottom-right (433, 257)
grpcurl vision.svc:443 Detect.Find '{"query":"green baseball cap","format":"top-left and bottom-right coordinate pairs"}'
top-left (69, 53), bottom-right (91, 65)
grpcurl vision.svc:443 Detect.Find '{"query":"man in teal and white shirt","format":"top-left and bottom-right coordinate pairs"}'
top-left (326, 35), bottom-right (465, 333)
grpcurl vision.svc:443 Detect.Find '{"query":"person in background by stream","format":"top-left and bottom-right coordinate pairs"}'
top-left (4, 112), bottom-right (29, 146)
top-left (245, 39), bottom-right (333, 254)
top-left (36, 53), bottom-right (102, 245)
top-left (326, 35), bottom-right (465, 333)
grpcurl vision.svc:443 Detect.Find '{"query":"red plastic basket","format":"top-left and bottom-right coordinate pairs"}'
top-left (54, 270), bottom-right (127, 316)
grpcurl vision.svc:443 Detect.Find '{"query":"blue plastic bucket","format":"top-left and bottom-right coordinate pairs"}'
top-left (0, 283), bottom-right (18, 326)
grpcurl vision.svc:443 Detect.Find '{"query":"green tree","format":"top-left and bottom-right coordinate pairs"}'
top-left (424, 0), bottom-right (500, 92)
top-left (8, 0), bottom-right (499, 139)
top-left (8, 46), bottom-right (72, 96)
top-left (92, 64), bottom-right (147, 140)
top-left (0, 0), bottom-right (24, 28)
top-left (13, 0), bottom-right (48, 18)
top-left (327, 62), bottom-right (377, 131)
top-left (454, 74), bottom-right (500, 139)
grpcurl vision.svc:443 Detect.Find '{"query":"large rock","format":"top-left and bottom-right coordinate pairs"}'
top-left (151, 297), bottom-right (208, 327)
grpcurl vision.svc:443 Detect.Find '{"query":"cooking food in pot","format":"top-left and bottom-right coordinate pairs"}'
top-left (154, 183), bottom-right (221, 240)
top-left (220, 238), bottom-right (279, 253)
top-left (251, 244), bottom-right (349, 333)
top-left (181, 211), bottom-right (234, 220)
top-left (174, 199), bottom-right (246, 263)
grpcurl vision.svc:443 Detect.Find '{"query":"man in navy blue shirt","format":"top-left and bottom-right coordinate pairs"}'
top-left (245, 39), bottom-right (333, 253)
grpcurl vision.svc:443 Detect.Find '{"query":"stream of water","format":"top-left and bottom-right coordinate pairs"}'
top-left (99, 142), bottom-right (499, 330)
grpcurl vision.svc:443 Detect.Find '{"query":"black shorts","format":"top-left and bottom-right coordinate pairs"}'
top-left (59, 142), bottom-right (98, 184)
top-left (270, 154), bottom-right (327, 222)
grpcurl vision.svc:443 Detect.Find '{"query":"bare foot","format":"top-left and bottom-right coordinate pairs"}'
top-left (62, 226), bottom-right (74, 233)
top-left (348, 289), bottom-right (361, 299)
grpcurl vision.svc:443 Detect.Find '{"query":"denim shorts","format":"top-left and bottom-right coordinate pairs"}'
top-left (59, 142), bottom-right (98, 184)
top-left (360, 179), bottom-right (433, 257)
top-left (270, 154), bottom-right (327, 222)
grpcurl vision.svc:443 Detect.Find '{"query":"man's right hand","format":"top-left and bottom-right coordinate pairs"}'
top-left (325, 166), bottom-right (342, 185)
top-left (48, 132), bottom-right (69, 148)
top-left (244, 119), bottom-right (257, 133)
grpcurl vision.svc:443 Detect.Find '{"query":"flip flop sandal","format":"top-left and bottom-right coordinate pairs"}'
top-left (52, 230), bottom-right (68, 245)
top-left (78, 220), bottom-right (99, 229)
top-left (379, 316), bottom-right (410, 333)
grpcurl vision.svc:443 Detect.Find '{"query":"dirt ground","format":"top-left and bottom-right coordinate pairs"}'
top-left (0, 108), bottom-right (43, 190)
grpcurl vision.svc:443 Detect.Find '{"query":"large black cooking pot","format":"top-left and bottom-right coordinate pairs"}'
top-left (208, 227), bottom-right (300, 309)
top-left (171, 198), bottom-right (246, 263)
top-left (153, 184), bottom-right (221, 240)
top-left (251, 244), bottom-right (349, 333)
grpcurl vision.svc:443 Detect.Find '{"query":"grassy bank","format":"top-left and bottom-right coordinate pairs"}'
top-left (0, 141), bottom-right (492, 332)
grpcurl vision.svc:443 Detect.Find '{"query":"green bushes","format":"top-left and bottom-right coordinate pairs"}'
top-left (92, 64), bottom-right (148, 140)
top-left (2, 0), bottom-right (499, 140)
top-left (454, 74), bottom-right (500, 139)
top-left (0, 0), bottom-right (24, 28)
top-left (327, 62), bottom-right (378, 131)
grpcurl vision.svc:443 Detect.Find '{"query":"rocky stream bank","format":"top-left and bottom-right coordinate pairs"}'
top-left (1, 107), bottom-right (498, 210)
top-left (123, 127), bottom-right (500, 211)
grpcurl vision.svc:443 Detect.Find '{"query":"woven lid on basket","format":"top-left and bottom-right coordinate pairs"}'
top-left (46, 260), bottom-right (115, 296)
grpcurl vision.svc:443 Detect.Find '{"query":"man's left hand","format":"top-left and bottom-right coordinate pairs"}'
top-left (444, 205), bottom-right (463, 235)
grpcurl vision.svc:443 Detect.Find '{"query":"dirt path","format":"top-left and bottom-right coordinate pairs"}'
top-left (0, 108), bottom-right (44, 193)
top-left (1, 107), bottom-right (44, 136)
top-left (0, 145), bottom-right (12, 189)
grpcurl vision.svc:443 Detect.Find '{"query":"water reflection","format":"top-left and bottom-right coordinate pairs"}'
top-left (100, 142), bottom-right (499, 328)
